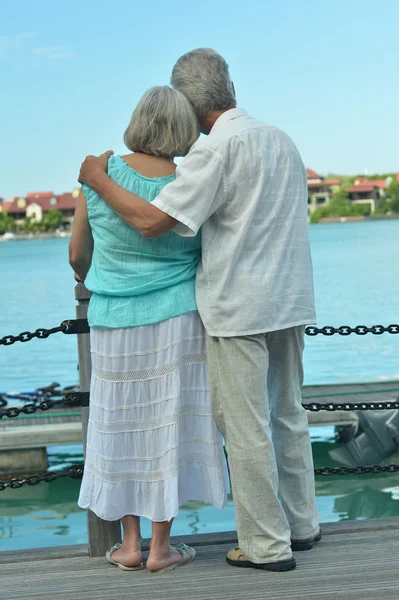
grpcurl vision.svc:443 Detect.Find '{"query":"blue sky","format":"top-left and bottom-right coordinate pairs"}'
top-left (1, 0), bottom-right (398, 199)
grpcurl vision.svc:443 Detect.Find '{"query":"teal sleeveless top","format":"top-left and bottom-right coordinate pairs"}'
top-left (83, 155), bottom-right (200, 328)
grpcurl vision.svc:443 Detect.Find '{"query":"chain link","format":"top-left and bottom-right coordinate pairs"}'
top-left (303, 400), bottom-right (399, 412)
top-left (305, 324), bottom-right (399, 336)
top-left (0, 319), bottom-right (90, 347)
top-left (0, 392), bottom-right (89, 419)
top-left (0, 324), bottom-right (69, 346)
top-left (1, 395), bottom-right (397, 419)
top-left (0, 465), bottom-right (84, 491)
top-left (2, 321), bottom-right (399, 346)
top-left (1, 462), bottom-right (398, 490)
top-left (315, 464), bottom-right (399, 476)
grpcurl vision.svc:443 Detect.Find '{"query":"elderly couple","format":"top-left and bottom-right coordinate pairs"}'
top-left (69, 48), bottom-right (320, 574)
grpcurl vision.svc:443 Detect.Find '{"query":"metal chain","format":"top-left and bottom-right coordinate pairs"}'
top-left (2, 321), bottom-right (399, 346)
top-left (0, 465), bottom-right (84, 491)
top-left (1, 394), bottom-right (398, 419)
top-left (315, 464), bottom-right (399, 476)
top-left (0, 319), bottom-right (90, 347)
top-left (1, 462), bottom-right (398, 490)
top-left (0, 383), bottom-right (81, 409)
top-left (0, 392), bottom-right (89, 420)
top-left (305, 324), bottom-right (399, 336)
top-left (0, 323), bottom-right (69, 346)
top-left (303, 400), bottom-right (399, 412)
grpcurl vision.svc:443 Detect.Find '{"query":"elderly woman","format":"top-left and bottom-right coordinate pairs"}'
top-left (69, 86), bottom-right (229, 574)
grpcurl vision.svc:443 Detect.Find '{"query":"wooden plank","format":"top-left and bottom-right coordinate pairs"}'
top-left (0, 544), bottom-right (89, 565)
top-left (2, 523), bottom-right (399, 600)
top-left (0, 423), bottom-right (82, 449)
top-left (307, 411), bottom-right (358, 427)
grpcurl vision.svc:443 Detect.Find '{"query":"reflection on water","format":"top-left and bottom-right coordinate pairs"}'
top-left (335, 487), bottom-right (399, 520)
top-left (2, 429), bottom-right (399, 551)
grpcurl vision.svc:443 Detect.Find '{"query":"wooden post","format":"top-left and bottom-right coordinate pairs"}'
top-left (75, 282), bottom-right (121, 557)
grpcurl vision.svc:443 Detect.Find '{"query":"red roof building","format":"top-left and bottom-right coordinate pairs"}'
top-left (347, 182), bottom-right (387, 194)
top-left (6, 190), bottom-right (79, 226)
top-left (0, 200), bottom-right (13, 214)
top-left (306, 168), bottom-right (341, 215)
top-left (346, 178), bottom-right (391, 212)
top-left (306, 168), bottom-right (323, 180)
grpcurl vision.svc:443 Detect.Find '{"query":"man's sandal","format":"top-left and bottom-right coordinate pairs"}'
top-left (226, 547), bottom-right (296, 572)
top-left (291, 529), bottom-right (322, 551)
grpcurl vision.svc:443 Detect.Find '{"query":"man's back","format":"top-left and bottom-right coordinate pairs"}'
top-left (194, 108), bottom-right (316, 336)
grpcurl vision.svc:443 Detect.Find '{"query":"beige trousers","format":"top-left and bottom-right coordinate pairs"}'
top-left (206, 326), bottom-right (319, 564)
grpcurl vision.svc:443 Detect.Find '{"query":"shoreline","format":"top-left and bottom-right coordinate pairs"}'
top-left (1, 214), bottom-right (399, 240)
top-left (0, 232), bottom-right (71, 242)
top-left (316, 214), bottom-right (399, 224)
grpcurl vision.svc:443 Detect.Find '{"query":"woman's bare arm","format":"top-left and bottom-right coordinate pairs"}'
top-left (68, 190), bottom-right (94, 281)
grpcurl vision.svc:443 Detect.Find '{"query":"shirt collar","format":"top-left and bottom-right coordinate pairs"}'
top-left (210, 107), bottom-right (248, 135)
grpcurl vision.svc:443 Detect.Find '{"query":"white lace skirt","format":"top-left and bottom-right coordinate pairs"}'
top-left (78, 311), bottom-right (229, 522)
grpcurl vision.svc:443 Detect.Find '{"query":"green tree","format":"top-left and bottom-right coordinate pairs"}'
top-left (310, 188), bottom-right (371, 223)
top-left (0, 213), bottom-right (16, 234)
top-left (327, 189), bottom-right (352, 217)
top-left (310, 206), bottom-right (330, 224)
top-left (387, 181), bottom-right (399, 213)
top-left (43, 209), bottom-right (64, 231)
top-left (21, 216), bottom-right (46, 233)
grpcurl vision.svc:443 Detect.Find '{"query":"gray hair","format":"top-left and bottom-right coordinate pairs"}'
top-left (171, 48), bottom-right (236, 117)
top-left (124, 86), bottom-right (199, 157)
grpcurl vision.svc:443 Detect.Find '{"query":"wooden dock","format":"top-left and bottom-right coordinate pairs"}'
top-left (1, 380), bottom-right (398, 450)
top-left (2, 519), bottom-right (399, 600)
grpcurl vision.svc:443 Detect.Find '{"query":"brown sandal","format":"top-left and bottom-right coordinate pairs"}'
top-left (226, 547), bottom-right (296, 572)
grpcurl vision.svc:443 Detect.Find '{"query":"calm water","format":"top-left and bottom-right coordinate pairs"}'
top-left (1, 220), bottom-right (399, 551)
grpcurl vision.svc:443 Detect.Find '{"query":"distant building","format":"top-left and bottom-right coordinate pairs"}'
top-left (306, 169), bottom-right (340, 215)
top-left (346, 178), bottom-right (389, 214)
top-left (4, 189), bottom-right (80, 228)
top-left (0, 200), bottom-right (14, 214)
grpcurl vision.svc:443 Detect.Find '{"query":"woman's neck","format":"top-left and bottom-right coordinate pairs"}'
top-left (121, 152), bottom-right (176, 178)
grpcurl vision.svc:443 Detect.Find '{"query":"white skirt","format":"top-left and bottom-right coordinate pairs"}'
top-left (78, 311), bottom-right (229, 522)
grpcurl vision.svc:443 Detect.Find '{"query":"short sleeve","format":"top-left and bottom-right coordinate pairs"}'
top-left (151, 144), bottom-right (226, 237)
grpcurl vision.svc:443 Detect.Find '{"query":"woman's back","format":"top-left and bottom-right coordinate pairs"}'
top-left (83, 154), bottom-right (201, 328)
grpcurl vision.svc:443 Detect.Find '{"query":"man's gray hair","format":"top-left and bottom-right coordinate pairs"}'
top-left (124, 86), bottom-right (199, 157)
top-left (171, 48), bottom-right (236, 117)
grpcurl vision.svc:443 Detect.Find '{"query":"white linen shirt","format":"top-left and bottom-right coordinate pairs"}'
top-left (152, 108), bottom-right (316, 337)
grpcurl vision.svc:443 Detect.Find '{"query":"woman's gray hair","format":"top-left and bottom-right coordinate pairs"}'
top-left (124, 86), bottom-right (199, 157)
top-left (171, 48), bottom-right (236, 117)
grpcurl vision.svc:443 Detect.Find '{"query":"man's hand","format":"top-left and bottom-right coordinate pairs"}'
top-left (78, 150), bottom-right (114, 187)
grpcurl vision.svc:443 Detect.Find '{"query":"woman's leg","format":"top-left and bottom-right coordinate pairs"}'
top-left (111, 515), bottom-right (142, 567)
top-left (146, 519), bottom-right (182, 571)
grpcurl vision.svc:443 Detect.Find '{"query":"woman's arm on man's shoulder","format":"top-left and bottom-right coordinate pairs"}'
top-left (68, 190), bottom-right (94, 281)
top-left (78, 147), bottom-right (226, 239)
top-left (78, 151), bottom-right (177, 238)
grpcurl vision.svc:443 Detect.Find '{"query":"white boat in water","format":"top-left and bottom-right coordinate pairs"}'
top-left (1, 232), bottom-right (16, 241)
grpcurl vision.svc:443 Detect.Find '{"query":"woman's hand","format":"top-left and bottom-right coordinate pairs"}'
top-left (78, 151), bottom-right (114, 187)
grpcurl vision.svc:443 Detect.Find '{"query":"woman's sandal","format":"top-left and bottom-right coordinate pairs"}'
top-left (105, 543), bottom-right (143, 571)
top-left (147, 542), bottom-right (196, 574)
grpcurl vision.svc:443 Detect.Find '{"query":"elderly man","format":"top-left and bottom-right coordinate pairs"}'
top-left (78, 48), bottom-right (320, 572)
